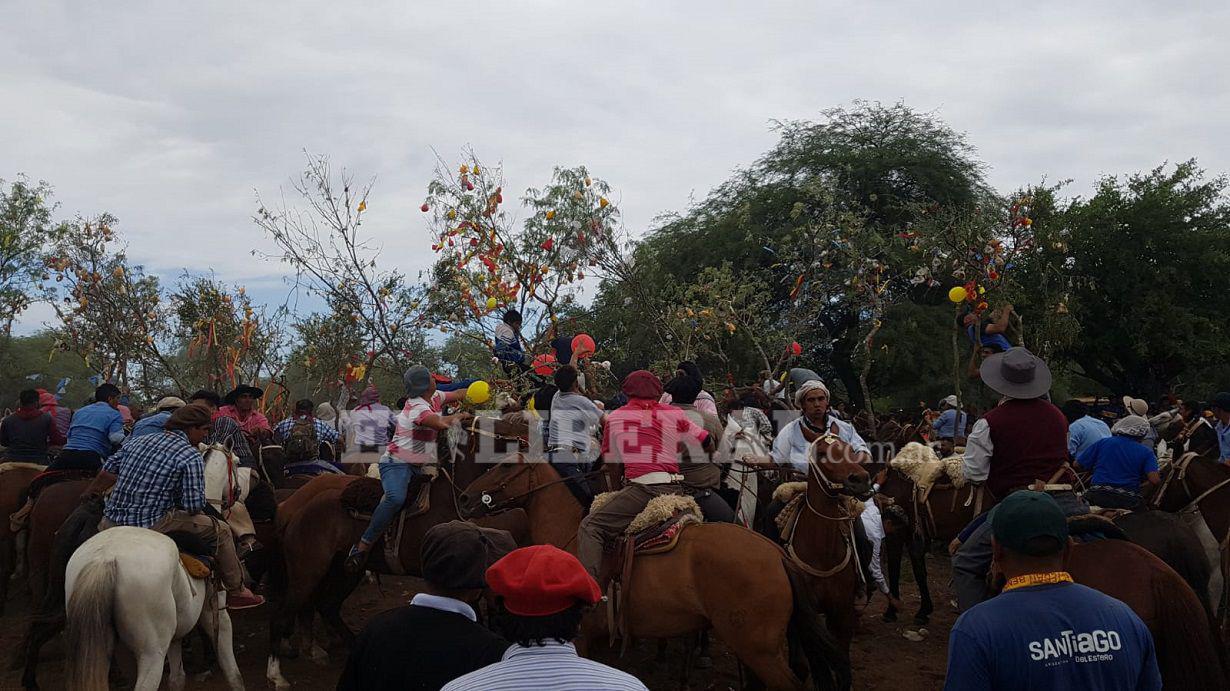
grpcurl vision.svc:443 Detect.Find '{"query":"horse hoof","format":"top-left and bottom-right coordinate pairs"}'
top-left (695, 655), bottom-right (713, 669)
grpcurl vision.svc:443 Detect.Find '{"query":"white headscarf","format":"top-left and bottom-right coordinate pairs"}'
top-left (1112, 414), bottom-right (1150, 439)
top-left (795, 379), bottom-right (830, 407)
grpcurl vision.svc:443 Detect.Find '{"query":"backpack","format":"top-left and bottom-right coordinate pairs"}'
top-left (283, 417), bottom-right (319, 464)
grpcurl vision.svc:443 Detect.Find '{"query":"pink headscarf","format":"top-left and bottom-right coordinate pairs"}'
top-left (357, 385), bottom-right (381, 407)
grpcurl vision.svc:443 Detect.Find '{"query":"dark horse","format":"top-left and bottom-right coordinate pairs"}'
top-left (264, 417), bottom-right (531, 689)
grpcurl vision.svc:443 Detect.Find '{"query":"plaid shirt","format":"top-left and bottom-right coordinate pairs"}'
top-left (208, 415), bottom-right (254, 463)
top-left (273, 416), bottom-right (340, 444)
top-left (103, 429), bottom-right (206, 528)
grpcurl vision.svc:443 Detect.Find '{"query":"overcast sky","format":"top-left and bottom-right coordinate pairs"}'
top-left (4, 1), bottom-right (1228, 333)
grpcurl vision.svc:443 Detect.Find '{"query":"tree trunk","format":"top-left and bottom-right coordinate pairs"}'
top-left (858, 316), bottom-right (882, 429)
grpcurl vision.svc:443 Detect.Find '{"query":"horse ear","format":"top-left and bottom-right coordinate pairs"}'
top-left (829, 422), bottom-right (839, 436)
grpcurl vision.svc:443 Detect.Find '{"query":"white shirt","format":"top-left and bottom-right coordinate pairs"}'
top-left (442, 641), bottom-right (647, 691)
top-left (409, 592), bottom-right (478, 622)
top-left (962, 418), bottom-right (993, 483)
top-left (770, 414), bottom-right (871, 473)
top-left (762, 378), bottom-right (785, 399)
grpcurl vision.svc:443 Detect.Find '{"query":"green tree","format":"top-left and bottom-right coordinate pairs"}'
top-left (1058, 161), bottom-right (1230, 398)
top-left (0, 176), bottom-right (57, 345)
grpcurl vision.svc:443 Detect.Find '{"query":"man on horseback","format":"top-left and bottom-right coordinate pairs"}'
top-left (931, 394), bottom-right (969, 447)
top-left (769, 379), bottom-right (871, 473)
top-left (1062, 398), bottom-right (1111, 458)
top-left (346, 365), bottom-right (473, 569)
top-left (954, 347), bottom-right (1086, 612)
top-left (576, 370), bottom-right (713, 578)
top-left (944, 491), bottom-right (1161, 690)
top-left (664, 373), bottom-right (735, 522)
top-left (1212, 391), bottom-right (1230, 463)
top-left (127, 396), bottom-right (186, 439)
top-left (1075, 415), bottom-right (1161, 510)
top-left (49, 383), bottom-right (125, 472)
top-left (99, 403), bottom-right (265, 609)
top-left (217, 383), bottom-right (272, 441)
top-left (274, 398), bottom-right (341, 473)
top-left (1, 389), bottom-right (65, 463)
top-left (189, 389), bottom-right (255, 467)
top-left (547, 365), bottom-right (603, 509)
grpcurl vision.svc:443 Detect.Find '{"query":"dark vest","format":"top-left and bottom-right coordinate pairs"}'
top-left (982, 398), bottom-right (1069, 498)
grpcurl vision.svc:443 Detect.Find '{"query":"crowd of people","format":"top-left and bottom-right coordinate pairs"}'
top-left (2, 327), bottom-right (1228, 689)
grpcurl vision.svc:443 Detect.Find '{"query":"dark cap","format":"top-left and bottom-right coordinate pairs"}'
top-left (991, 490), bottom-right (1069, 557)
top-left (165, 403), bottom-right (214, 431)
top-left (1212, 392), bottom-right (1230, 412)
top-left (420, 521), bottom-right (517, 590)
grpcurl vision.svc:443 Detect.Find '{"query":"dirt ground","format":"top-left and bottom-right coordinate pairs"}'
top-left (0, 555), bottom-right (955, 691)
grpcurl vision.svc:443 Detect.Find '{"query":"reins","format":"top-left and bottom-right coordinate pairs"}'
top-left (784, 434), bottom-right (862, 580)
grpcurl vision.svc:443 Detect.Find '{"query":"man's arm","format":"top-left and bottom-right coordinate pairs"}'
top-left (441, 388), bottom-right (469, 405)
top-left (1075, 443), bottom-right (1097, 471)
top-left (318, 422), bottom-right (340, 443)
top-left (962, 419), bottom-right (993, 483)
top-left (102, 446), bottom-right (126, 474)
top-left (179, 452), bottom-right (207, 514)
top-left (107, 412), bottom-right (126, 445)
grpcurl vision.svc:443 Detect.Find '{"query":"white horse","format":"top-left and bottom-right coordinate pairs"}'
top-left (64, 526), bottom-right (244, 691)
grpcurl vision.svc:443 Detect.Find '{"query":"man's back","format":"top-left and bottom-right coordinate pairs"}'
top-left (338, 604), bottom-right (509, 691)
top-left (64, 401), bottom-right (123, 454)
top-left (946, 582), bottom-right (1160, 691)
top-left (442, 642), bottom-right (647, 691)
top-left (1077, 436), bottom-right (1158, 490)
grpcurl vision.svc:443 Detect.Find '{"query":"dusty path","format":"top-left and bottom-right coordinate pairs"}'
top-left (0, 555), bottom-right (954, 690)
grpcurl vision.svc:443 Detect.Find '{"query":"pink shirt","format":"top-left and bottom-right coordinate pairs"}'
top-left (217, 405), bottom-right (272, 434)
top-left (602, 399), bottom-right (709, 480)
top-left (387, 391), bottom-right (446, 464)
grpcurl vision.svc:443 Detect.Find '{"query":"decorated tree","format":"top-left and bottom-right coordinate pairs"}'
top-left (45, 215), bottom-right (181, 396)
top-left (0, 176), bottom-right (57, 345)
top-left (170, 274), bottom-right (290, 398)
top-left (256, 153), bottom-right (428, 401)
top-left (419, 154), bottom-right (621, 385)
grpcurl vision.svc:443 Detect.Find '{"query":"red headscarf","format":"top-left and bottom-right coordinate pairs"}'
top-left (621, 370), bottom-right (663, 400)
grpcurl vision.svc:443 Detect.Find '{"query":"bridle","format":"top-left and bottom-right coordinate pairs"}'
top-left (785, 434), bottom-right (869, 580)
top-left (1150, 451), bottom-right (1230, 513)
top-left (469, 455), bottom-right (603, 515)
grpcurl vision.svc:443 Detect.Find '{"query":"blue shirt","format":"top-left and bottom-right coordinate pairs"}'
top-left (967, 325), bottom-right (1013, 352)
top-left (945, 582), bottom-right (1160, 691)
top-left (63, 401), bottom-right (125, 456)
top-left (1218, 420), bottom-right (1230, 463)
top-left (273, 416), bottom-right (340, 444)
top-left (103, 429), bottom-right (206, 528)
top-left (442, 641), bottom-right (647, 691)
top-left (932, 409), bottom-right (968, 438)
top-left (1068, 415), bottom-right (1111, 458)
top-left (1076, 435), bottom-right (1158, 491)
top-left (129, 411), bottom-right (171, 439)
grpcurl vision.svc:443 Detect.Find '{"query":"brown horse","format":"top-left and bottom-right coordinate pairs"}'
top-left (875, 468), bottom-right (978, 624)
top-left (1063, 539), bottom-right (1228, 688)
top-left (458, 459), bottom-right (851, 691)
top-left (0, 463), bottom-right (45, 613)
top-left (1150, 452), bottom-right (1230, 547)
top-left (264, 418), bottom-right (531, 689)
top-left (782, 433), bottom-right (872, 657)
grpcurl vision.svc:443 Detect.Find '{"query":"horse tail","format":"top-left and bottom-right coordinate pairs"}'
top-left (784, 559), bottom-right (851, 691)
top-left (64, 558), bottom-right (118, 691)
top-left (1151, 565), bottom-right (1229, 689)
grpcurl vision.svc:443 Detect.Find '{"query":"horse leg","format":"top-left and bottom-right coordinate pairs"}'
top-left (882, 531), bottom-right (905, 623)
top-left (19, 616), bottom-right (62, 690)
top-left (297, 611), bottom-right (329, 665)
top-left (132, 645), bottom-right (171, 691)
top-left (199, 608), bottom-right (243, 691)
top-left (908, 533), bottom-right (933, 625)
top-left (697, 630), bottom-right (713, 669)
top-left (166, 639), bottom-right (186, 691)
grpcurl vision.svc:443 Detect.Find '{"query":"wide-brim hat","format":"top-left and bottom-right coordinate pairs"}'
top-left (1122, 396), bottom-right (1148, 417)
top-left (980, 347), bottom-right (1052, 399)
top-left (223, 384), bottom-right (265, 405)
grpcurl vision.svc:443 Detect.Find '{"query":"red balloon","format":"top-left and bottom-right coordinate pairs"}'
top-left (532, 353), bottom-right (557, 376)
top-left (572, 333), bottom-right (596, 358)
top-left (790, 341), bottom-right (802, 356)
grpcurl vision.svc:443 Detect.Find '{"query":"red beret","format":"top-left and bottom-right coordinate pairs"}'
top-left (485, 545), bottom-right (601, 616)
top-left (621, 369), bottom-right (663, 400)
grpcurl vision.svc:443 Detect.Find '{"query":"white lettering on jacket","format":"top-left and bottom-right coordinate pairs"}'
top-left (1028, 629), bottom-right (1122, 661)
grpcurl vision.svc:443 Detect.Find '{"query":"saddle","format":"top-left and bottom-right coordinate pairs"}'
top-left (339, 474), bottom-right (433, 576)
top-left (26, 468), bottom-right (98, 501)
top-left (594, 493), bottom-right (703, 654)
top-left (164, 530), bottom-right (216, 579)
top-left (1066, 513), bottom-right (1130, 543)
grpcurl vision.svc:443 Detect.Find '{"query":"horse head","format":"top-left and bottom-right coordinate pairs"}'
top-left (807, 423), bottom-right (872, 499)
top-left (456, 454), bottom-right (535, 519)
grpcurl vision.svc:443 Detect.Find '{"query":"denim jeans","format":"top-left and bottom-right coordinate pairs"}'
top-left (951, 490), bottom-right (1088, 611)
top-left (361, 460), bottom-right (420, 545)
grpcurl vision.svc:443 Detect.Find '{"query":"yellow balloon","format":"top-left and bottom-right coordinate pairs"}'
top-left (948, 286), bottom-right (967, 303)
top-left (466, 380), bottom-right (491, 405)
top-left (486, 296), bottom-right (497, 310)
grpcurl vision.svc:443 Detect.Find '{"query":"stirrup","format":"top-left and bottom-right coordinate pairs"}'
top-left (344, 545), bottom-right (369, 574)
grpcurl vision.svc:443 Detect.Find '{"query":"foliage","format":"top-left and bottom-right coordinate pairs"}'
top-left (0, 176), bottom-right (57, 343)
top-left (0, 332), bottom-right (98, 408)
top-left (169, 274), bottom-right (289, 394)
top-left (1056, 161), bottom-right (1230, 397)
top-left (44, 215), bottom-right (180, 393)
top-left (255, 153), bottom-right (427, 396)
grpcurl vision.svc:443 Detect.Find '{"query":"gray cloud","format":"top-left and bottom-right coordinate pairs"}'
top-left (3, 1), bottom-right (1227, 332)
